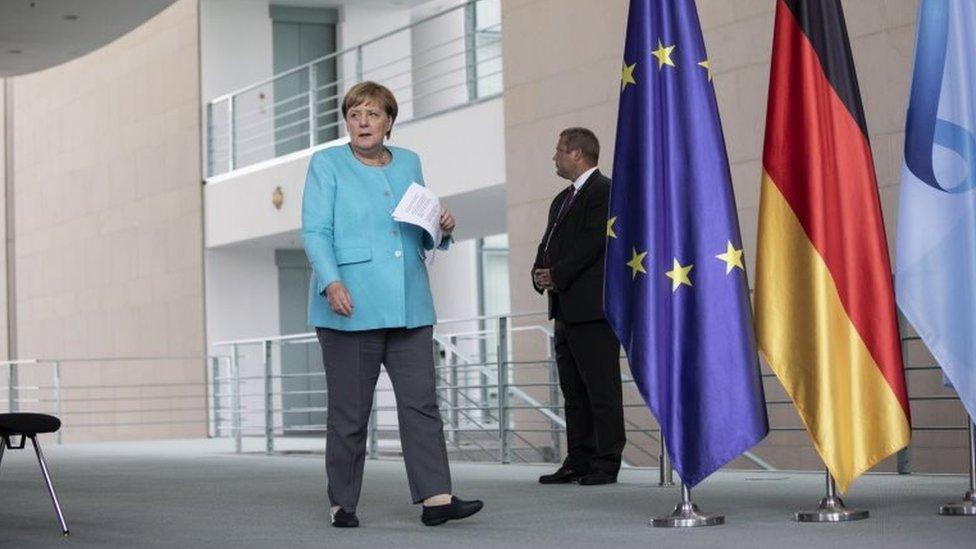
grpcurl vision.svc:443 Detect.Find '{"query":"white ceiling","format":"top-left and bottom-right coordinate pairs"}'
top-left (0, 0), bottom-right (177, 77)
top-left (0, 0), bottom-right (453, 77)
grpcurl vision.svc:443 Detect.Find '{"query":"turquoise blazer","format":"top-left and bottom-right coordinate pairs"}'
top-left (302, 144), bottom-right (449, 331)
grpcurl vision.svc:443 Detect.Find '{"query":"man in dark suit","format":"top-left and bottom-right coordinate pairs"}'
top-left (533, 127), bottom-right (625, 486)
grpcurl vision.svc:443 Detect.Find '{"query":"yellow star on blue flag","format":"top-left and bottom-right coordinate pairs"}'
top-left (665, 258), bottom-right (693, 291)
top-left (715, 241), bottom-right (744, 274)
top-left (626, 248), bottom-right (647, 279)
top-left (621, 63), bottom-right (637, 91)
top-left (652, 39), bottom-right (676, 69)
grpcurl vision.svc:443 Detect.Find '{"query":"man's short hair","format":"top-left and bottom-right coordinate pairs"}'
top-left (559, 127), bottom-right (600, 164)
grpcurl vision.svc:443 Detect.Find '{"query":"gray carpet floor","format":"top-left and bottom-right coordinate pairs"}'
top-left (0, 438), bottom-right (973, 548)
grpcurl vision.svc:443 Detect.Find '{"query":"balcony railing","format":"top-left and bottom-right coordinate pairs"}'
top-left (202, 312), bottom-right (972, 474)
top-left (3, 312), bottom-right (971, 476)
top-left (205, 0), bottom-right (503, 178)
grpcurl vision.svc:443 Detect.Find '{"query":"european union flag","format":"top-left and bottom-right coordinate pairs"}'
top-left (896, 0), bottom-right (976, 422)
top-left (605, 0), bottom-right (769, 487)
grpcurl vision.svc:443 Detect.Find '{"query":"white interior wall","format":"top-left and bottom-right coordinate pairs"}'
top-left (200, 0), bottom-right (275, 172)
top-left (205, 247), bottom-right (280, 346)
top-left (205, 247), bottom-right (281, 435)
top-left (200, 0), bottom-right (274, 103)
top-left (429, 238), bottom-right (482, 371)
top-left (337, 5), bottom-right (412, 49)
top-left (429, 238), bottom-right (480, 321)
top-left (338, 5), bottom-right (414, 122)
top-left (201, 0), bottom-right (412, 103)
top-left (410, 0), bottom-right (467, 117)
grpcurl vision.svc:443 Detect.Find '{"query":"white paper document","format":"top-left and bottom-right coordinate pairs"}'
top-left (392, 182), bottom-right (443, 264)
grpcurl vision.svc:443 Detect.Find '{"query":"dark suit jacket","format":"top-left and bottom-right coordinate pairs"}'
top-left (532, 169), bottom-right (611, 323)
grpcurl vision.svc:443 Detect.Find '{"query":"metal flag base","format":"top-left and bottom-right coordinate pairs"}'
top-left (939, 491), bottom-right (976, 516)
top-left (795, 495), bottom-right (870, 522)
top-left (795, 470), bottom-right (868, 522)
top-left (651, 483), bottom-right (724, 528)
top-left (940, 420), bottom-right (976, 516)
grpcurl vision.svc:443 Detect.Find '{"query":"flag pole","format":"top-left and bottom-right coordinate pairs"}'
top-left (658, 435), bottom-right (674, 487)
top-left (650, 481), bottom-right (724, 528)
top-left (795, 468), bottom-right (869, 522)
top-left (939, 418), bottom-right (976, 516)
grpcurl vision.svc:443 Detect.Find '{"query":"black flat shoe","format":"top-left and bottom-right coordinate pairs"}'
top-left (538, 466), bottom-right (585, 484)
top-left (421, 496), bottom-right (484, 526)
top-left (577, 470), bottom-right (617, 485)
top-left (330, 508), bottom-right (359, 528)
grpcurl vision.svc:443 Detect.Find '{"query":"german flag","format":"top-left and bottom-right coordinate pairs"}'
top-left (755, 0), bottom-right (910, 493)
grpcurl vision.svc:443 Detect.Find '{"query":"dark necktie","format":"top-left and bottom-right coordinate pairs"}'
top-left (542, 186), bottom-right (576, 265)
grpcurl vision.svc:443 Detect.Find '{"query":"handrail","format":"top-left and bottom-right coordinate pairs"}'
top-left (211, 310), bottom-right (549, 347)
top-left (0, 356), bottom-right (206, 365)
top-left (208, 0), bottom-right (482, 104)
top-left (433, 333), bottom-right (564, 428)
top-left (205, 0), bottom-right (503, 177)
top-left (5, 311), bottom-right (969, 474)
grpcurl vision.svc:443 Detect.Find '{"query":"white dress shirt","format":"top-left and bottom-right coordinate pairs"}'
top-left (572, 167), bottom-right (598, 194)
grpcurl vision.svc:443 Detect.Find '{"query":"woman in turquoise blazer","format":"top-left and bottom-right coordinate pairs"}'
top-left (303, 140), bottom-right (445, 331)
top-left (302, 81), bottom-right (483, 528)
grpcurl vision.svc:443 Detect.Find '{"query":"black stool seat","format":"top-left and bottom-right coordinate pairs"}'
top-left (0, 413), bottom-right (62, 436)
top-left (0, 412), bottom-right (69, 535)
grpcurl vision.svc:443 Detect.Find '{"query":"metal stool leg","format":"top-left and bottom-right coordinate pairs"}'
top-left (0, 436), bottom-right (6, 477)
top-left (30, 436), bottom-right (69, 536)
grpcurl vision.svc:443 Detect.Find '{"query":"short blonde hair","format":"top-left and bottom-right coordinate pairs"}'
top-left (341, 81), bottom-right (399, 138)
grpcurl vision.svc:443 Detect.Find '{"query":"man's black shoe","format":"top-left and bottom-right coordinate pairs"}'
top-left (330, 508), bottom-right (359, 528)
top-left (421, 496), bottom-right (484, 526)
top-left (538, 466), bottom-right (584, 484)
top-left (577, 471), bottom-right (617, 485)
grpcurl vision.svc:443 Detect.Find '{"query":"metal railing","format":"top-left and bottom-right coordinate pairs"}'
top-left (206, 311), bottom-right (972, 475)
top-left (1, 311), bottom-right (971, 476)
top-left (0, 356), bottom-right (210, 443)
top-left (208, 312), bottom-right (667, 466)
top-left (205, 0), bottom-right (503, 178)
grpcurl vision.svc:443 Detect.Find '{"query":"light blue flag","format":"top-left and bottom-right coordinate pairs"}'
top-left (895, 0), bottom-right (976, 421)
